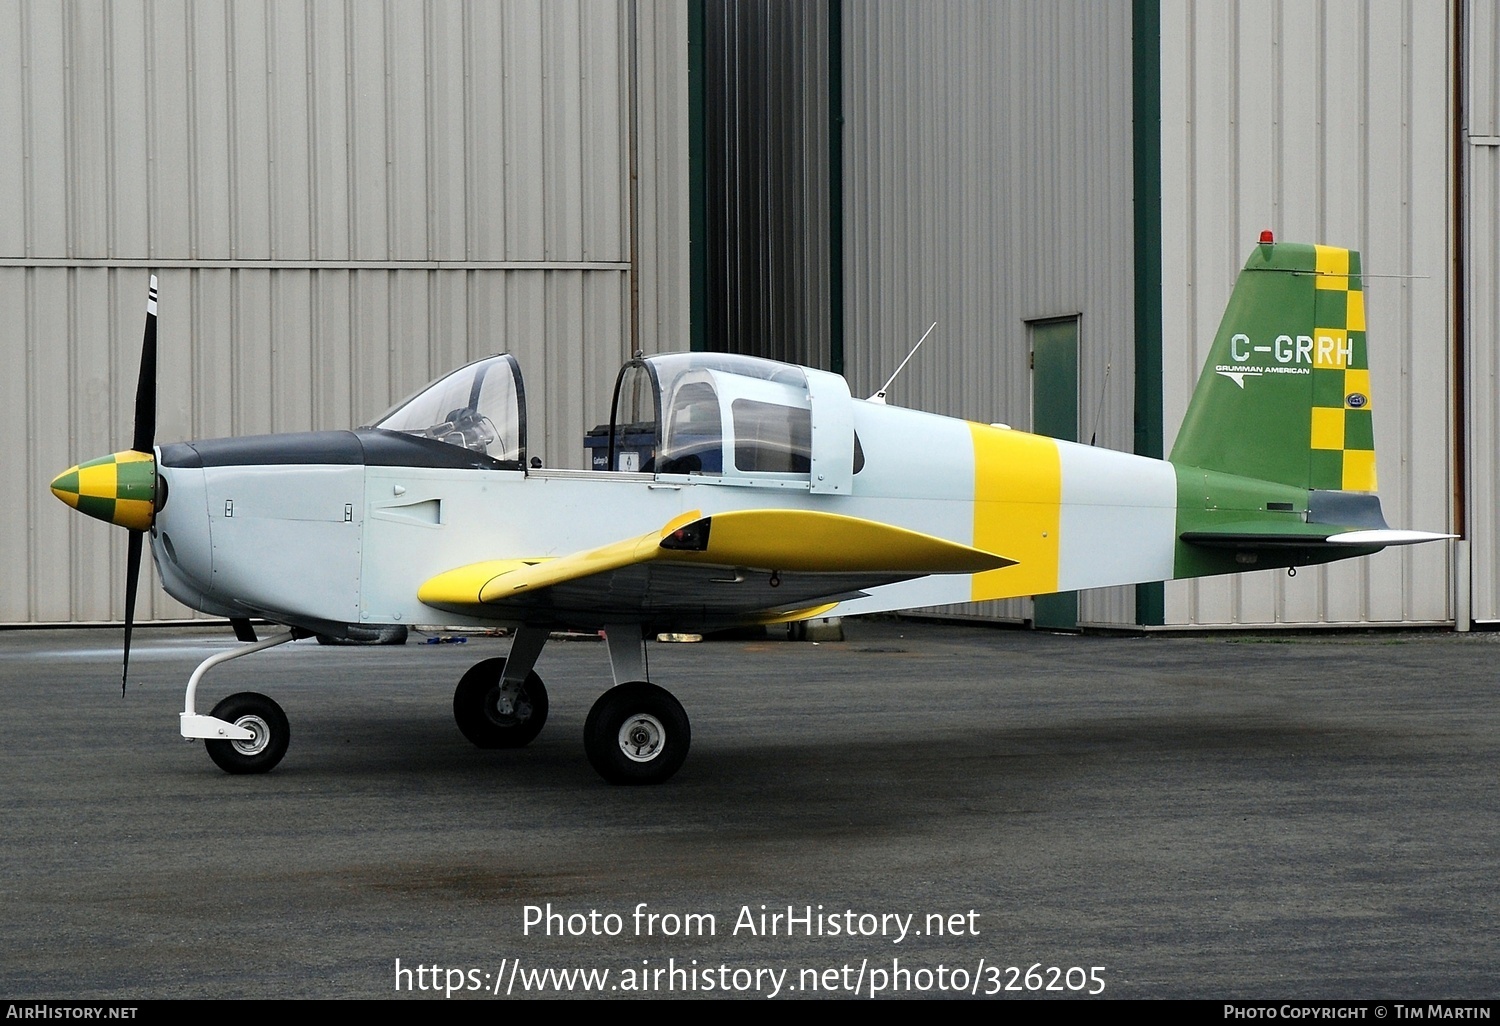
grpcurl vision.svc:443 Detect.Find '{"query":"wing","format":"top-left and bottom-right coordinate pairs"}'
top-left (418, 508), bottom-right (1015, 631)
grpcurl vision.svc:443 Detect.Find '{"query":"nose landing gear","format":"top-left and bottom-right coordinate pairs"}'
top-left (180, 629), bottom-right (304, 774)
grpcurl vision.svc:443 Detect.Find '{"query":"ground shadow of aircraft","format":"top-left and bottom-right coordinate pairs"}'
top-left (51, 234), bottom-right (1449, 784)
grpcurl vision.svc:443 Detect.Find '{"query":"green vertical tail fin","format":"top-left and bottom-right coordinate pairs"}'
top-left (1169, 237), bottom-right (1375, 493)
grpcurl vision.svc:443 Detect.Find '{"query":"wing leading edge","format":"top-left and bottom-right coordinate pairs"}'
top-left (418, 509), bottom-right (1014, 631)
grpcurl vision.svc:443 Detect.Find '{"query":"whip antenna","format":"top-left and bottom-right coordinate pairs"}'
top-left (868, 322), bottom-right (938, 404)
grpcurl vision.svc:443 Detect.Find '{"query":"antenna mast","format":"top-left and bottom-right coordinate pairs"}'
top-left (868, 322), bottom-right (938, 404)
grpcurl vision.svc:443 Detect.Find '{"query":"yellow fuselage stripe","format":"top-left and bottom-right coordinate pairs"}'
top-left (969, 424), bottom-right (1063, 601)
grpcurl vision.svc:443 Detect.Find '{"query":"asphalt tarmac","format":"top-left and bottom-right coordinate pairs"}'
top-left (1, 619), bottom-right (1495, 1000)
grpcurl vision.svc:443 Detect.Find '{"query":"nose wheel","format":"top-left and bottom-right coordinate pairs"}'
top-left (204, 692), bottom-right (290, 774)
top-left (584, 682), bottom-right (690, 784)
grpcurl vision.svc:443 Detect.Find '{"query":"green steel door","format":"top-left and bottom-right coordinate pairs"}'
top-left (1031, 318), bottom-right (1079, 630)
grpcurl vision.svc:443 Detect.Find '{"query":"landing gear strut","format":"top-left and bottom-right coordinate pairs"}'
top-left (452, 625), bottom-right (550, 749)
top-left (180, 629), bottom-right (304, 774)
top-left (580, 625), bottom-right (692, 784)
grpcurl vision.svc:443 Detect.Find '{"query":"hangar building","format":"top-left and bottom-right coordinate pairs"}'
top-left (4, 1), bottom-right (1495, 632)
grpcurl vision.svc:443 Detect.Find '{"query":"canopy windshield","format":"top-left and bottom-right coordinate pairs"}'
top-left (368, 354), bottom-right (526, 467)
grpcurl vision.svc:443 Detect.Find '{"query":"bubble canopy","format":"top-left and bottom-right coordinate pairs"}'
top-left (608, 352), bottom-right (856, 492)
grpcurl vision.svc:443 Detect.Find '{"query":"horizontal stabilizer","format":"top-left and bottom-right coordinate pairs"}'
top-left (1182, 524), bottom-right (1453, 550)
top-left (1324, 529), bottom-right (1455, 546)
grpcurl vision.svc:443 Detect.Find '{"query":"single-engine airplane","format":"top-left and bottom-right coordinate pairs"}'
top-left (51, 234), bottom-right (1449, 784)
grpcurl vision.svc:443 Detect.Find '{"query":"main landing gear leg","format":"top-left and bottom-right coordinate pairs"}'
top-left (180, 629), bottom-right (307, 774)
top-left (584, 625), bottom-right (690, 785)
top-left (453, 624), bottom-right (550, 748)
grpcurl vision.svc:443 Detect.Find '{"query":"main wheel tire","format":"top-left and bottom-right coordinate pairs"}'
top-left (583, 682), bottom-right (690, 785)
top-left (205, 692), bottom-right (290, 775)
top-left (453, 658), bottom-right (548, 749)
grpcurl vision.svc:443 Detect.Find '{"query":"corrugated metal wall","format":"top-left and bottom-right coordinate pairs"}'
top-left (1, 0), bottom-right (689, 624)
top-left (637, 1), bottom-right (693, 354)
top-left (840, 1), bottom-right (1139, 626)
top-left (1465, 0), bottom-right (1500, 624)
top-left (702, 0), bottom-right (833, 367)
top-left (1159, 0), bottom-right (1455, 627)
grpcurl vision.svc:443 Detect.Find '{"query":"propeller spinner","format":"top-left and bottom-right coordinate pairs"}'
top-left (50, 274), bottom-right (159, 691)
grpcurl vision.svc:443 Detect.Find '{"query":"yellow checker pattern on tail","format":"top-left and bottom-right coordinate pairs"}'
top-left (1309, 246), bottom-right (1376, 492)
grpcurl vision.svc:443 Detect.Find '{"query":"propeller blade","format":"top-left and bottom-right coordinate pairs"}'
top-left (131, 275), bottom-right (157, 454)
top-left (123, 274), bottom-right (156, 691)
top-left (123, 529), bottom-right (143, 694)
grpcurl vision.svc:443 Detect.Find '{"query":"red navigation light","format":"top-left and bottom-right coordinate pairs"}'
top-left (1259, 229), bottom-right (1275, 244)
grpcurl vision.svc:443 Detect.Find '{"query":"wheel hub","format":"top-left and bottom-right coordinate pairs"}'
top-left (230, 715), bottom-right (270, 756)
top-left (618, 713), bottom-right (665, 762)
top-left (486, 686), bottom-right (531, 726)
